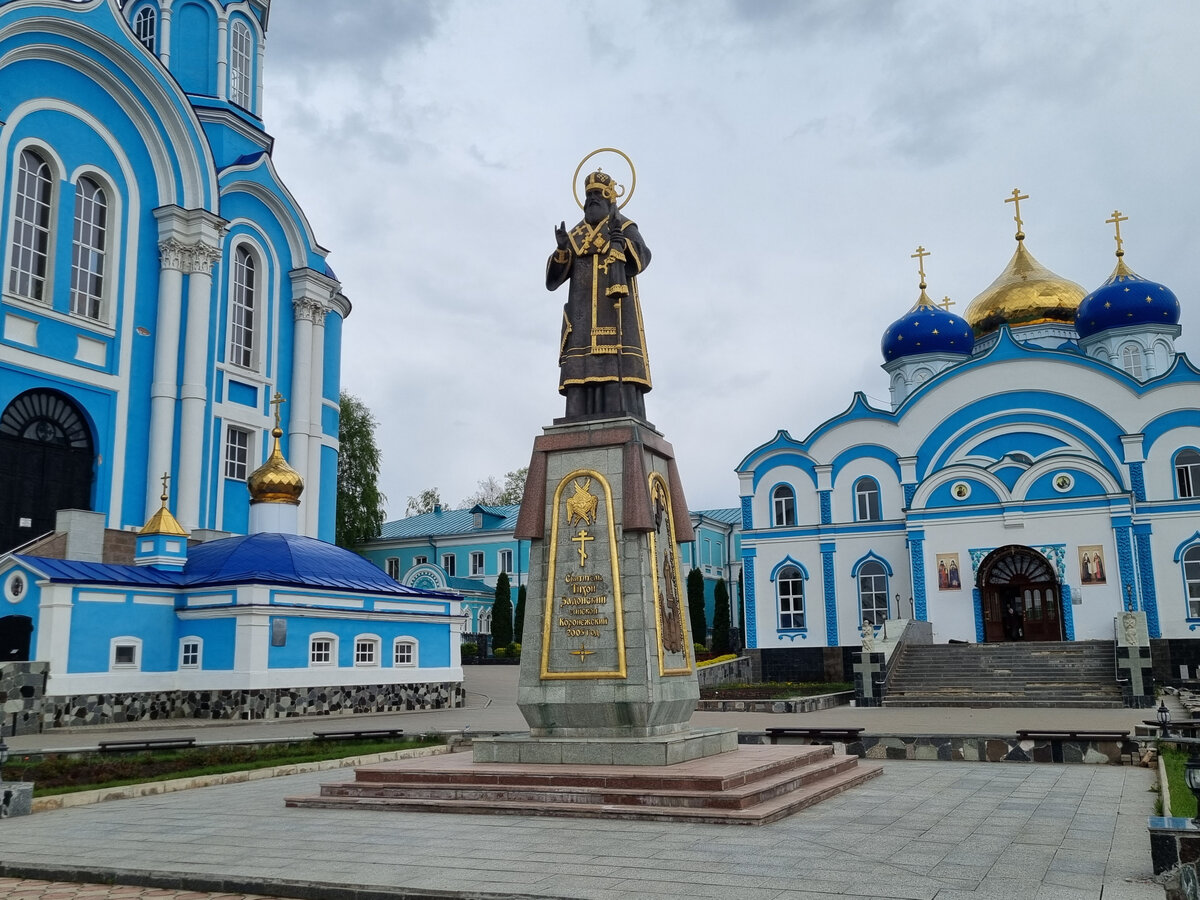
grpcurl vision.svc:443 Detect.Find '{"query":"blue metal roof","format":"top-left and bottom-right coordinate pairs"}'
top-left (378, 505), bottom-right (521, 540)
top-left (20, 534), bottom-right (460, 599)
top-left (692, 508), bottom-right (742, 525)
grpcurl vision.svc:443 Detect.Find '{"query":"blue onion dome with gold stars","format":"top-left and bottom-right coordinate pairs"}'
top-left (964, 189), bottom-right (1086, 337)
top-left (1076, 211), bottom-right (1180, 339)
top-left (881, 246), bottom-right (975, 362)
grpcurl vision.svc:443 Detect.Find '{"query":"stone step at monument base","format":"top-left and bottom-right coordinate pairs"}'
top-left (285, 745), bottom-right (883, 826)
top-left (471, 726), bottom-right (738, 766)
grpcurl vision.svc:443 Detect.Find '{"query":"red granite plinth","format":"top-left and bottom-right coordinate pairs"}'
top-left (285, 744), bottom-right (883, 826)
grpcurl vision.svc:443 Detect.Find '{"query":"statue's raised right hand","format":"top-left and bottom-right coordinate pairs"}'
top-left (555, 221), bottom-right (569, 250)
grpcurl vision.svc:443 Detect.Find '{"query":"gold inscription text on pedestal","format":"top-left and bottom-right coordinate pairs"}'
top-left (540, 469), bottom-right (626, 679)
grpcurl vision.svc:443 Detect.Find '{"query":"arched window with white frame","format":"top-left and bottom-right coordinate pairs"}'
top-left (133, 6), bottom-right (157, 52)
top-left (70, 176), bottom-right (108, 320)
top-left (230, 19), bottom-right (254, 109)
top-left (309, 632), bottom-right (337, 666)
top-left (1185, 545), bottom-right (1200, 620)
top-left (1121, 344), bottom-right (1144, 378)
top-left (354, 634), bottom-right (381, 666)
top-left (1176, 449), bottom-right (1200, 499)
top-left (179, 636), bottom-right (202, 669)
top-left (775, 564), bottom-right (805, 630)
top-left (8, 148), bottom-right (54, 302)
top-left (854, 476), bottom-right (882, 522)
top-left (772, 484), bottom-right (796, 527)
top-left (393, 637), bottom-right (418, 667)
top-left (856, 559), bottom-right (889, 626)
top-left (228, 245), bottom-right (256, 368)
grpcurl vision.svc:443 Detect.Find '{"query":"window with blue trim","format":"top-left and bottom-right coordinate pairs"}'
top-left (133, 7), bottom-right (156, 52)
top-left (1185, 545), bottom-right (1200, 618)
top-left (772, 485), bottom-right (796, 527)
top-left (858, 560), bottom-right (888, 626)
top-left (854, 477), bottom-right (881, 521)
top-left (777, 565), bottom-right (804, 629)
top-left (230, 20), bottom-right (254, 109)
top-left (1176, 450), bottom-right (1200, 499)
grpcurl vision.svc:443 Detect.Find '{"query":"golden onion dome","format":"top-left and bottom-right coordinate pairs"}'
top-left (248, 422), bottom-right (304, 505)
top-left (964, 240), bottom-right (1086, 337)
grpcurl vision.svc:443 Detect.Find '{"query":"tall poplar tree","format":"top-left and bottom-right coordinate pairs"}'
top-left (711, 578), bottom-right (731, 655)
top-left (514, 584), bottom-right (527, 644)
top-left (492, 571), bottom-right (514, 649)
top-left (335, 391), bottom-right (386, 549)
top-left (687, 568), bottom-right (707, 649)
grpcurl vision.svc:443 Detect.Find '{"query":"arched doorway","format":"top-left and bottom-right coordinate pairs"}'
top-left (0, 615), bottom-right (33, 663)
top-left (978, 545), bottom-right (1063, 642)
top-left (0, 390), bottom-right (95, 552)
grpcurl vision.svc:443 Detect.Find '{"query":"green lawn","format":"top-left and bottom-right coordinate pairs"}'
top-left (1161, 744), bottom-right (1197, 818)
top-left (3, 735), bottom-right (443, 797)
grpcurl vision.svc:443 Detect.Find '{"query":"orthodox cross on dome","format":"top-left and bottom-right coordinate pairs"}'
top-left (159, 471), bottom-right (170, 503)
top-left (1006, 188), bottom-right (1029, 241)
top-left (938, 296), bottom-right (956, 312)
top-left (269, 391), bottom-right (286, 428)
top-left (1107, 209), bottom-right (1128, 258)
top-left (910, 245), bottom-right (930, 290)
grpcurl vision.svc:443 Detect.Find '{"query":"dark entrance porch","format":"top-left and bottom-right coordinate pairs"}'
top-left (978, 544), bottom-right (1064, 642)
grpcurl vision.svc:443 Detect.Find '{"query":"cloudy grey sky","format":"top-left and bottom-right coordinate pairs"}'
top-left (260, 1), bottom-right (1200, 517)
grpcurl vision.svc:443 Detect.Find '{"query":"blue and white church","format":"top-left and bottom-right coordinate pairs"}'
top-left (738, 196), bottom-right (1199, 677)
top-left (0, 0), bottom-right (346, 551)
top-left (0, 406), bottom-right (465, 733)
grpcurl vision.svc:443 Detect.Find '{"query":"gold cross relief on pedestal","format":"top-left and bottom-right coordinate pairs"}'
top-left (572, 528), bottom-right (593, 567)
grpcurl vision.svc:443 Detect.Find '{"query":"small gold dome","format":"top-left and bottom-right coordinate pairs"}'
top-left (140, 479), bottom-right (189, 537)
top-left (964, 240), bottom-right (1085, 337)
top-left (248, 424), bottom-right (304, 505)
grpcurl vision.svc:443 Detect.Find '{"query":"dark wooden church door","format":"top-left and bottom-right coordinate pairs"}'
top-left (0, 390), bottom-right (94, 552)
top-left (978, 546), bottom-right (1063, 642)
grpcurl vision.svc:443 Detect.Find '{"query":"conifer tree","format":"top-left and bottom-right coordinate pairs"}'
top-left (687, 568), bottom-right (707, 649)
top-left (514, 584), bottom-right (527, 644)
top-left (711, 578), bottom-right (731, 655)
top-left (492, 571), bottom-right (514, 650)
top-left (335, 391), bottom-right (386, 549)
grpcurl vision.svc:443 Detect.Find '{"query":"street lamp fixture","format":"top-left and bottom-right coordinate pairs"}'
top-left (1158, 700), bottom-right (1172, 737)
top-left (1185, 752), bottom-right (1200, 825)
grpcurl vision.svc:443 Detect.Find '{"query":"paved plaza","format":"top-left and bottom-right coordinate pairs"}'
top-left (0, 668), bottom-right (1170, 899)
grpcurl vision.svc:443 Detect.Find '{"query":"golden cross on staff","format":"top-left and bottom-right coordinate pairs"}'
top-left (570, 642), bottom-right (595, 663)
top-left (1006, 188), bottom-right (1029, 240)
top-left (938, 296), bottom-right (955, 312)
top-left (270, 391), bottom-right (286, 427)
top-left (160, 471), bottom-right (170, 497)
top-left (910, 245), bottom-right (930, 289)
top-left (571, 529), bottom-right (594, 567)
top-left (1106, 209), bottom-right (1128, 257)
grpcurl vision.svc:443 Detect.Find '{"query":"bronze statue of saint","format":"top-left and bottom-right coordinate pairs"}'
top-left (547, 169), bottom-right (652, 420)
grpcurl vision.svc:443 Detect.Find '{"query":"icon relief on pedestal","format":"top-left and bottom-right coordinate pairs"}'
top-left (649, 472), bottom-right (692, 675)
top-left (539, 469), bottom-right (626, 679)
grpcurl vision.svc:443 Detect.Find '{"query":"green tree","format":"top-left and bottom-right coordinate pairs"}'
top-left (514, 584), bottom-right (527, 643)
top-left (461, 467), bottom-right (528, 507)
top-left (711, 578), bottom-right (731, 655)
top-left (499, 467), bottom-right (528, 504)
top-left (335, 391), bottom-right (387, 549)
top-left (405, 487), bottom-right (442, 517)
top-left (492, 571), bottom-right (514, 649)
top-left (687, 568), bottom-right (707, 649)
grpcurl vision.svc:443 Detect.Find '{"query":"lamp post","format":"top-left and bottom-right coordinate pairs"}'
top-left (0, 735), bottom-right (8, 784)
top-left (1158, 700), bottom-right (1172, 738)
top-left (1185, 752), bottom-right (1200, 825)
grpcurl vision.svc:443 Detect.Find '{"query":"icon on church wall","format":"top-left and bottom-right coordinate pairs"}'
top-left (1078, 545), bottom-right (1107, 585)
top-left (936, 553), bottom-right (961, 590)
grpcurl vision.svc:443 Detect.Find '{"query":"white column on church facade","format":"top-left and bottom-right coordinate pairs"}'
top-left (159, 1), bottom-right (173, 66)
top-left (145, 238), bottom-right (186, 521)
top-left (176, 242), bottom-right (222, 530)
top-left (216, 15), bottom-right (228, 101)
top-left (305, 305), bottom-right (328, 537)
top-left (289, 298), bottom-right (317, 534)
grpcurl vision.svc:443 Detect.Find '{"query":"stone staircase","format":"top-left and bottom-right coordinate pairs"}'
top-left (883, 640), bottom-right (1124, 708)
top-left (285, 744), bottom-right (882, 825)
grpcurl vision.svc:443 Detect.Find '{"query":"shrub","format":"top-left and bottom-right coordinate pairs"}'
top-left (461, 642), bottom-right (478, 658)
top-left (494, 646), bottom-right (507, 658)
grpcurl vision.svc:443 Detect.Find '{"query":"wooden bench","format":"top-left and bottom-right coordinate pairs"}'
top-left (1016, 729), bottom-right (1135, 764)
top-left (98, 736), bottom-right (196, 754)
top-left (765, 727), bottom-right (864, 745)
top-left (312, 728), bottom-right (404, 741)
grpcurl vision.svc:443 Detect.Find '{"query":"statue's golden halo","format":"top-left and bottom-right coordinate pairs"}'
top-left (572, 147), bottom-right (637, 211)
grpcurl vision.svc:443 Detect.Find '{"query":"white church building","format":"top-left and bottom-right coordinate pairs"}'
top-left (737, 199), bottom-right (1199, 679)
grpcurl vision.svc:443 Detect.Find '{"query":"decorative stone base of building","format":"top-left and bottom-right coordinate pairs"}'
top-left (471, 726), bottom-right (738, 766)
top-left (0, 663), bottom-right (49, 736)
top-left (0, 782), bottom-right (34, 818)
top-left (32, 681), bottom-right (463, 729)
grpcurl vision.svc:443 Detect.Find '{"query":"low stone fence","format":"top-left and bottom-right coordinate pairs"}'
top-left (695, 655), bottom-right (753, 688)
top-left (696, 691), bottom-right (852, 713)
top-left (25, 681), bottom-right (463, 730)
top-left (742, 731), bottom-right (1143, 765)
